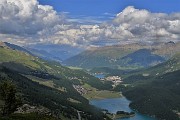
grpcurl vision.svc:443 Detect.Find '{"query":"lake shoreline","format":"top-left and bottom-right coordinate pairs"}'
top-left (90, 97), bottom-right (156, 120)
top-left (91, 74), bottom-right (156, 120)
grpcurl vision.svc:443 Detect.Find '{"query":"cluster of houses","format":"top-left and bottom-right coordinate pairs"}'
top-left (68, 76), bottom-right (87, 81)
top-left (15, 104), bottom-right (51, 116)
top-left (71, 74), bottom-right (123, 94)
top-left (99, 75), bottom-right (122, 87)
top-left (106, 76), bottom-right (122, 87)
top-left (73, 85), bottom-right (89, 95)
top-left (68, 77), bottom-right (79, 80)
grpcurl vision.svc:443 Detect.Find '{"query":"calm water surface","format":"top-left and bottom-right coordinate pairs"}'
top-left (90, 97), bottom-right (156, 120)
top-left (94, 74), bottom-right (105, 79)
top-left (92, 74), bottom-right (156, 120)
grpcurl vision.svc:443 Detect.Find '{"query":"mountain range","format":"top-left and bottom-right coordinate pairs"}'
top-left (26, 44), bottom-right (84, 62)
top-left (64, 42), bottom-right (180, 69)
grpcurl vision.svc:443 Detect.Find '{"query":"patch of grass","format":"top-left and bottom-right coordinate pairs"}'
top-left (67, 66), bottom-right (82, 70)
top-left (83, 84), bottom-right (121, 100)
top-left (0, 47), bottom-right (41, 70)
top-left (28, 75), bottom-right (66, 92)
top-left (67, 98), bottom-right (81, 104)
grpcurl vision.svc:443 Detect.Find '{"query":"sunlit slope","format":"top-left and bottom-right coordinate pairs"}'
top-left (64, 44), bottom-right (142, 69)
top-left (122, 52), bottom-right (180, 84)
top-left (64, 42), bottom-right (180, 69)
top-left (0, 44), bottom-right (111, 90)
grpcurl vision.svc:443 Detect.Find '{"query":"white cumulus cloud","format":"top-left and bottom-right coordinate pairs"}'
top-left (47, 6), bottom-right (180, 47)
top-left (0, 2), bottom-right (180, 47)
top-left (0, 0), bottom-right (64, 35)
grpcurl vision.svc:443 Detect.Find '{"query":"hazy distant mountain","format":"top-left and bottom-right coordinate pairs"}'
top-left (27, 48), bottom-right (63, 62)
top-left (152, 41), bottom-right (180, 58)
top-left (26, 44), bottom-right (84, 61)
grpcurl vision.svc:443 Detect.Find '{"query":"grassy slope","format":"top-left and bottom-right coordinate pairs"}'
top-left (121, 52), bottom-right (180, 84)
top-left (64, 45), bottom-right (135, 69)
top-left (83, 84), bottom-right (121, 100)
top-left (0, 46), bottom-right (112, 120)
top-left (0, 46), bottom-right (112, 90)
top-left (0, 47), bottom-right (40, 69)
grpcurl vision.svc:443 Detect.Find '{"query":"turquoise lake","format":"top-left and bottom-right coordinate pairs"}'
top-left (93, 74), bottom-right (105, 79)
top-left (92, 74), bottom-right (156, 120)
top-left (90, 97), bottom-right (156, 120)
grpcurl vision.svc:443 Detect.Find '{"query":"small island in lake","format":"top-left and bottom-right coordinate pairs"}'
top-left (115, 111), bottom-right (135, 119)
top-left (104, 110), bottom-right (135, 119)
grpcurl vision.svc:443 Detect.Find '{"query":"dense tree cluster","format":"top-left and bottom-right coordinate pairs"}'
top-left (0, 81), bottom-right (21, 116)
top-left (0, 65), bottom-right (106, 120)
top-left (122, 70), bottom-right (180, 120)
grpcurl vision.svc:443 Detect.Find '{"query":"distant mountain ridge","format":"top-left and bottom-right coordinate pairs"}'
top-left (64, 42), bottom-right (179, 69)
top-left (26, 48), bottom-right (63, 62)
top-left (26, 44), bottom-right (84, 61)
top-left (0, 41), bottom-right (61, 63)
top-left (0, 42), bottom-right (82, 63)
top-left (121, 49), bottom-right (165, 67)
top-left (3, 42), bottom-right (32, 55)
top-left (0, 42), bottom-right (31, 55)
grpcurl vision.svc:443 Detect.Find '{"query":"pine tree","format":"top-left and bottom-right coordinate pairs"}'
top-left (0, 81), bottom-right (21, 116)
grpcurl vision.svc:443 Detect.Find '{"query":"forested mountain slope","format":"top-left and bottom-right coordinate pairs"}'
top-left (0, 42), bottom-right (112, 120)
top-left (115, 53), bottom-right (180, 120)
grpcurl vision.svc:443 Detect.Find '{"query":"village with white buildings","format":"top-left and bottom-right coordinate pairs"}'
top-left (98, 75), bottom-right (123, 87)
top-left (72, 74), bottom-right (123, 95)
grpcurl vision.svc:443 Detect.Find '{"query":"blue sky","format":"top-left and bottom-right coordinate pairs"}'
top-left (38, 0), bottom-right (180, 23)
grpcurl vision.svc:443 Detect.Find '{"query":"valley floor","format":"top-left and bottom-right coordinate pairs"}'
top-left (84, 90), bottom-right (122, 100)
top-left (82, 84), bottom-right (121, 100)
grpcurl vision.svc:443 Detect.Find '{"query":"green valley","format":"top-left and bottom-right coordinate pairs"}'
top-left (0, 43), bottom-right (114, 120)
top-left (1, 1), bottom-right (180, 120)
top-left (1, 42), bottom-right (180, 120)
